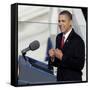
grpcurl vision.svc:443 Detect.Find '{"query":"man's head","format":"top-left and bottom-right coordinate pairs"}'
top-left (58, 10), bottom-right (72, 34)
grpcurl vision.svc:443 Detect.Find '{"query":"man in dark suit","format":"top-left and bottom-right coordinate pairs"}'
top-left (49, 10), bottom-right (85, 81)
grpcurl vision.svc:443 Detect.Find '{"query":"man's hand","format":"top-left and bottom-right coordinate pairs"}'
top-left (49, 48), bottom-right (55, 58)
top-left (55, 48), bottom-right (63, 60)
top-left (49, 48), bottom-right (55, 62)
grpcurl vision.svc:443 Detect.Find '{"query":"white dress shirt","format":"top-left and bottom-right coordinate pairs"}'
top-left (63, 28), bottom-right (72, 43)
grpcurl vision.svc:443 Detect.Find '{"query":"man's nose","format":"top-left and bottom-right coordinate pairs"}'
top-left (58, 21), bottom-right (63, 25)
top-left (58, 22), bottom-right (62, 26)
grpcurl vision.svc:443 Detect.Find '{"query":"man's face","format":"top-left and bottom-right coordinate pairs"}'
top-left (58, 14), bottom-right (72, 34)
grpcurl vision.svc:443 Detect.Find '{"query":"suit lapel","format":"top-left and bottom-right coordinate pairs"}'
top-left (57, 33), bottom-right (63, 49)
top-left (63, 29), bottom-right (75, 50)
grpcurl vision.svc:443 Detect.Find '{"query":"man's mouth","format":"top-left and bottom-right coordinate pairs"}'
top-left (60, 26), bottom-right (64, 30)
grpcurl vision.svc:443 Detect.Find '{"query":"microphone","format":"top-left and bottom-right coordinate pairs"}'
top-left (21, 40), bottom-right (40, 55)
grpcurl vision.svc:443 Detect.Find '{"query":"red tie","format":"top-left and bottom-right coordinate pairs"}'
top-left (61, 35), bottom-right (65, 49)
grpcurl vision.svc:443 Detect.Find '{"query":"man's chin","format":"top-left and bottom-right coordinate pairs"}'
top-left (61, 30), bottom-right (65, 33)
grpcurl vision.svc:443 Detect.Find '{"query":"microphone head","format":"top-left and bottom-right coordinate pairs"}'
top-left (29, 40), bottom-right (40, 51)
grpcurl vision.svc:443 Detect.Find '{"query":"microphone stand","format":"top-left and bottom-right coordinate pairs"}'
top-left (22, 52), bottom-right (27, 61)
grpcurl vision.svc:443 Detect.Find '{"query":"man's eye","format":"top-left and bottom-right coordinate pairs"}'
top-left (62, 20), bottom-right (65, 22)
top-left (58, 20), bottom-right (60, 22)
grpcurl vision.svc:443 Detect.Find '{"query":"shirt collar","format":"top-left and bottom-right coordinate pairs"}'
top-left (63, 28), bottom-right (72, 42)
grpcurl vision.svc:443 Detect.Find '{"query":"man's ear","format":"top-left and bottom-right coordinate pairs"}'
top-left (70, 20), bottom-right (73, 26)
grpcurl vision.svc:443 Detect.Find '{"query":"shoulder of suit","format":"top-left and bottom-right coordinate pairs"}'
top-left (56, 33), bottom-right (62, 38)
top-left (72, 31), bottom-right (84, 44)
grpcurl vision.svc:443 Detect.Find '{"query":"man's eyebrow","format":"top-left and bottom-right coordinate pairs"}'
top-left (58, 20), bottom-right (65, 22)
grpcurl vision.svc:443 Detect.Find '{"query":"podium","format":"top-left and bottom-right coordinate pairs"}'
top-left (18, 55), bottom-right (56, 85)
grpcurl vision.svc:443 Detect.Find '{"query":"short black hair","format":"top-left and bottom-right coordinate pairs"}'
top-left (59, 10), bottom-right (72, 20)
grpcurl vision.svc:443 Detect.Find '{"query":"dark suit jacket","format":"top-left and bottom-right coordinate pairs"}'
top-left (49, 29), bottom-right (85, 81)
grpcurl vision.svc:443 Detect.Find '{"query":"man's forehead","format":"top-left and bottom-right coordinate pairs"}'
top-left (59, 14), bottom-right (71, 20)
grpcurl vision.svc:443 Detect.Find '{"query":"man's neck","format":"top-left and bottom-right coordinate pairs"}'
top-left (63, 27), bottom-right (72, 42)
top-left (63, 27), bottom-right (72, 35)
